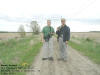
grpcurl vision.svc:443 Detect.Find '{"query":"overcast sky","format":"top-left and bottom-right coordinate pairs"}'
top-left (0, 0), bottom-right (100, 32)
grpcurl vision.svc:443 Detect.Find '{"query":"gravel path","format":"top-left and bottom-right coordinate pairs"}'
top-left (27, 37), bottom-right (100, 75)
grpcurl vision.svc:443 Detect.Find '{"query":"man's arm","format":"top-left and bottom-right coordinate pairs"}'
top-left (67, 27), bottom-right (70, 41)
top-left (41, 27), bottom-right (45, 43)
top-left (66, 27), bottom-right (70, 44)
top-left (41, 33), bottom-right (45, 43)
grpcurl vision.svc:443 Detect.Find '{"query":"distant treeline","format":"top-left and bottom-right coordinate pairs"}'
top-left (90, 31), bottom-right (100, 32)
top-left (0, 31), bottom-right (33, 33)
top-left (0, 31), bottom-right (9, 33)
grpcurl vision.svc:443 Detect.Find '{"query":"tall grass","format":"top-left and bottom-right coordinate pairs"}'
top-left (69, 38), bottom-right (100, 64)
top-left (0, 36), bottom-right (42, 75)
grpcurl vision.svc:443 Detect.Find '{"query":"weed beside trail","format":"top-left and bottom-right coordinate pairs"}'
top-left (69, 37), bottom-right (100, 64)
top-left (0, 36), bottom-right (42, 75)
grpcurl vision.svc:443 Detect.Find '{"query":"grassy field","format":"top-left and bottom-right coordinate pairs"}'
top-left (0, 32), bottom-right (33, 40)
top-left (0, 35), bottom-right (42, 75)
top-left (69, 32), bottom-right (100, 64)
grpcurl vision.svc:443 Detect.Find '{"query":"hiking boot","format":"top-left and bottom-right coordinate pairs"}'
top-left (42, 58), bottom-right (48, 60)
top-left (63, 59), bottom-right (67, 62)
top-left (48, 57), bottom-right (54, 61)
top-left (58, 58), bottom-right (63, 61)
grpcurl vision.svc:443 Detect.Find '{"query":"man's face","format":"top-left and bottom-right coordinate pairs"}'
top-left (61, 19), bottom-right (66, 25)
top-left (47, 20), bottom-right (51, 26)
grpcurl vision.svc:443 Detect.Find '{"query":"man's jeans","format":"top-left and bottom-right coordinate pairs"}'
top-left (58, 37), bottom-right (67, 60)
top-left (42, 38), bottom-right (53, 58)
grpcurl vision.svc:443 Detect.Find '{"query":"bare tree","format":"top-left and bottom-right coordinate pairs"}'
top-left (30, 21), bottom-right (40, 34)
top-left (18, 25), bottom-right (26, 37)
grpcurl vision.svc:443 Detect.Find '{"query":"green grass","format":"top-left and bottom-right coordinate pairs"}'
top-left (0, 36), bottom-right (42, 75)
top-left (69, 38), bottom-right (100, 64)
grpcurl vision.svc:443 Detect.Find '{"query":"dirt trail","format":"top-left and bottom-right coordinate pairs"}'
top-left (27, 37), bottom-right (100, 75)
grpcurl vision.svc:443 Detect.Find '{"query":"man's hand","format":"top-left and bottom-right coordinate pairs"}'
top-left (41, 33), bottom-right (45, 43)
top-left (50, 32), bottom-right (54, 35)
top-left (42, 39), bottom-right (45, 43)
top-left (65, 41), bottom-right (68, 45)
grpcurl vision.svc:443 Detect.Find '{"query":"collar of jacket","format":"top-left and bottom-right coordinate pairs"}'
top-left (61, 24), bottom-right (67, 27)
